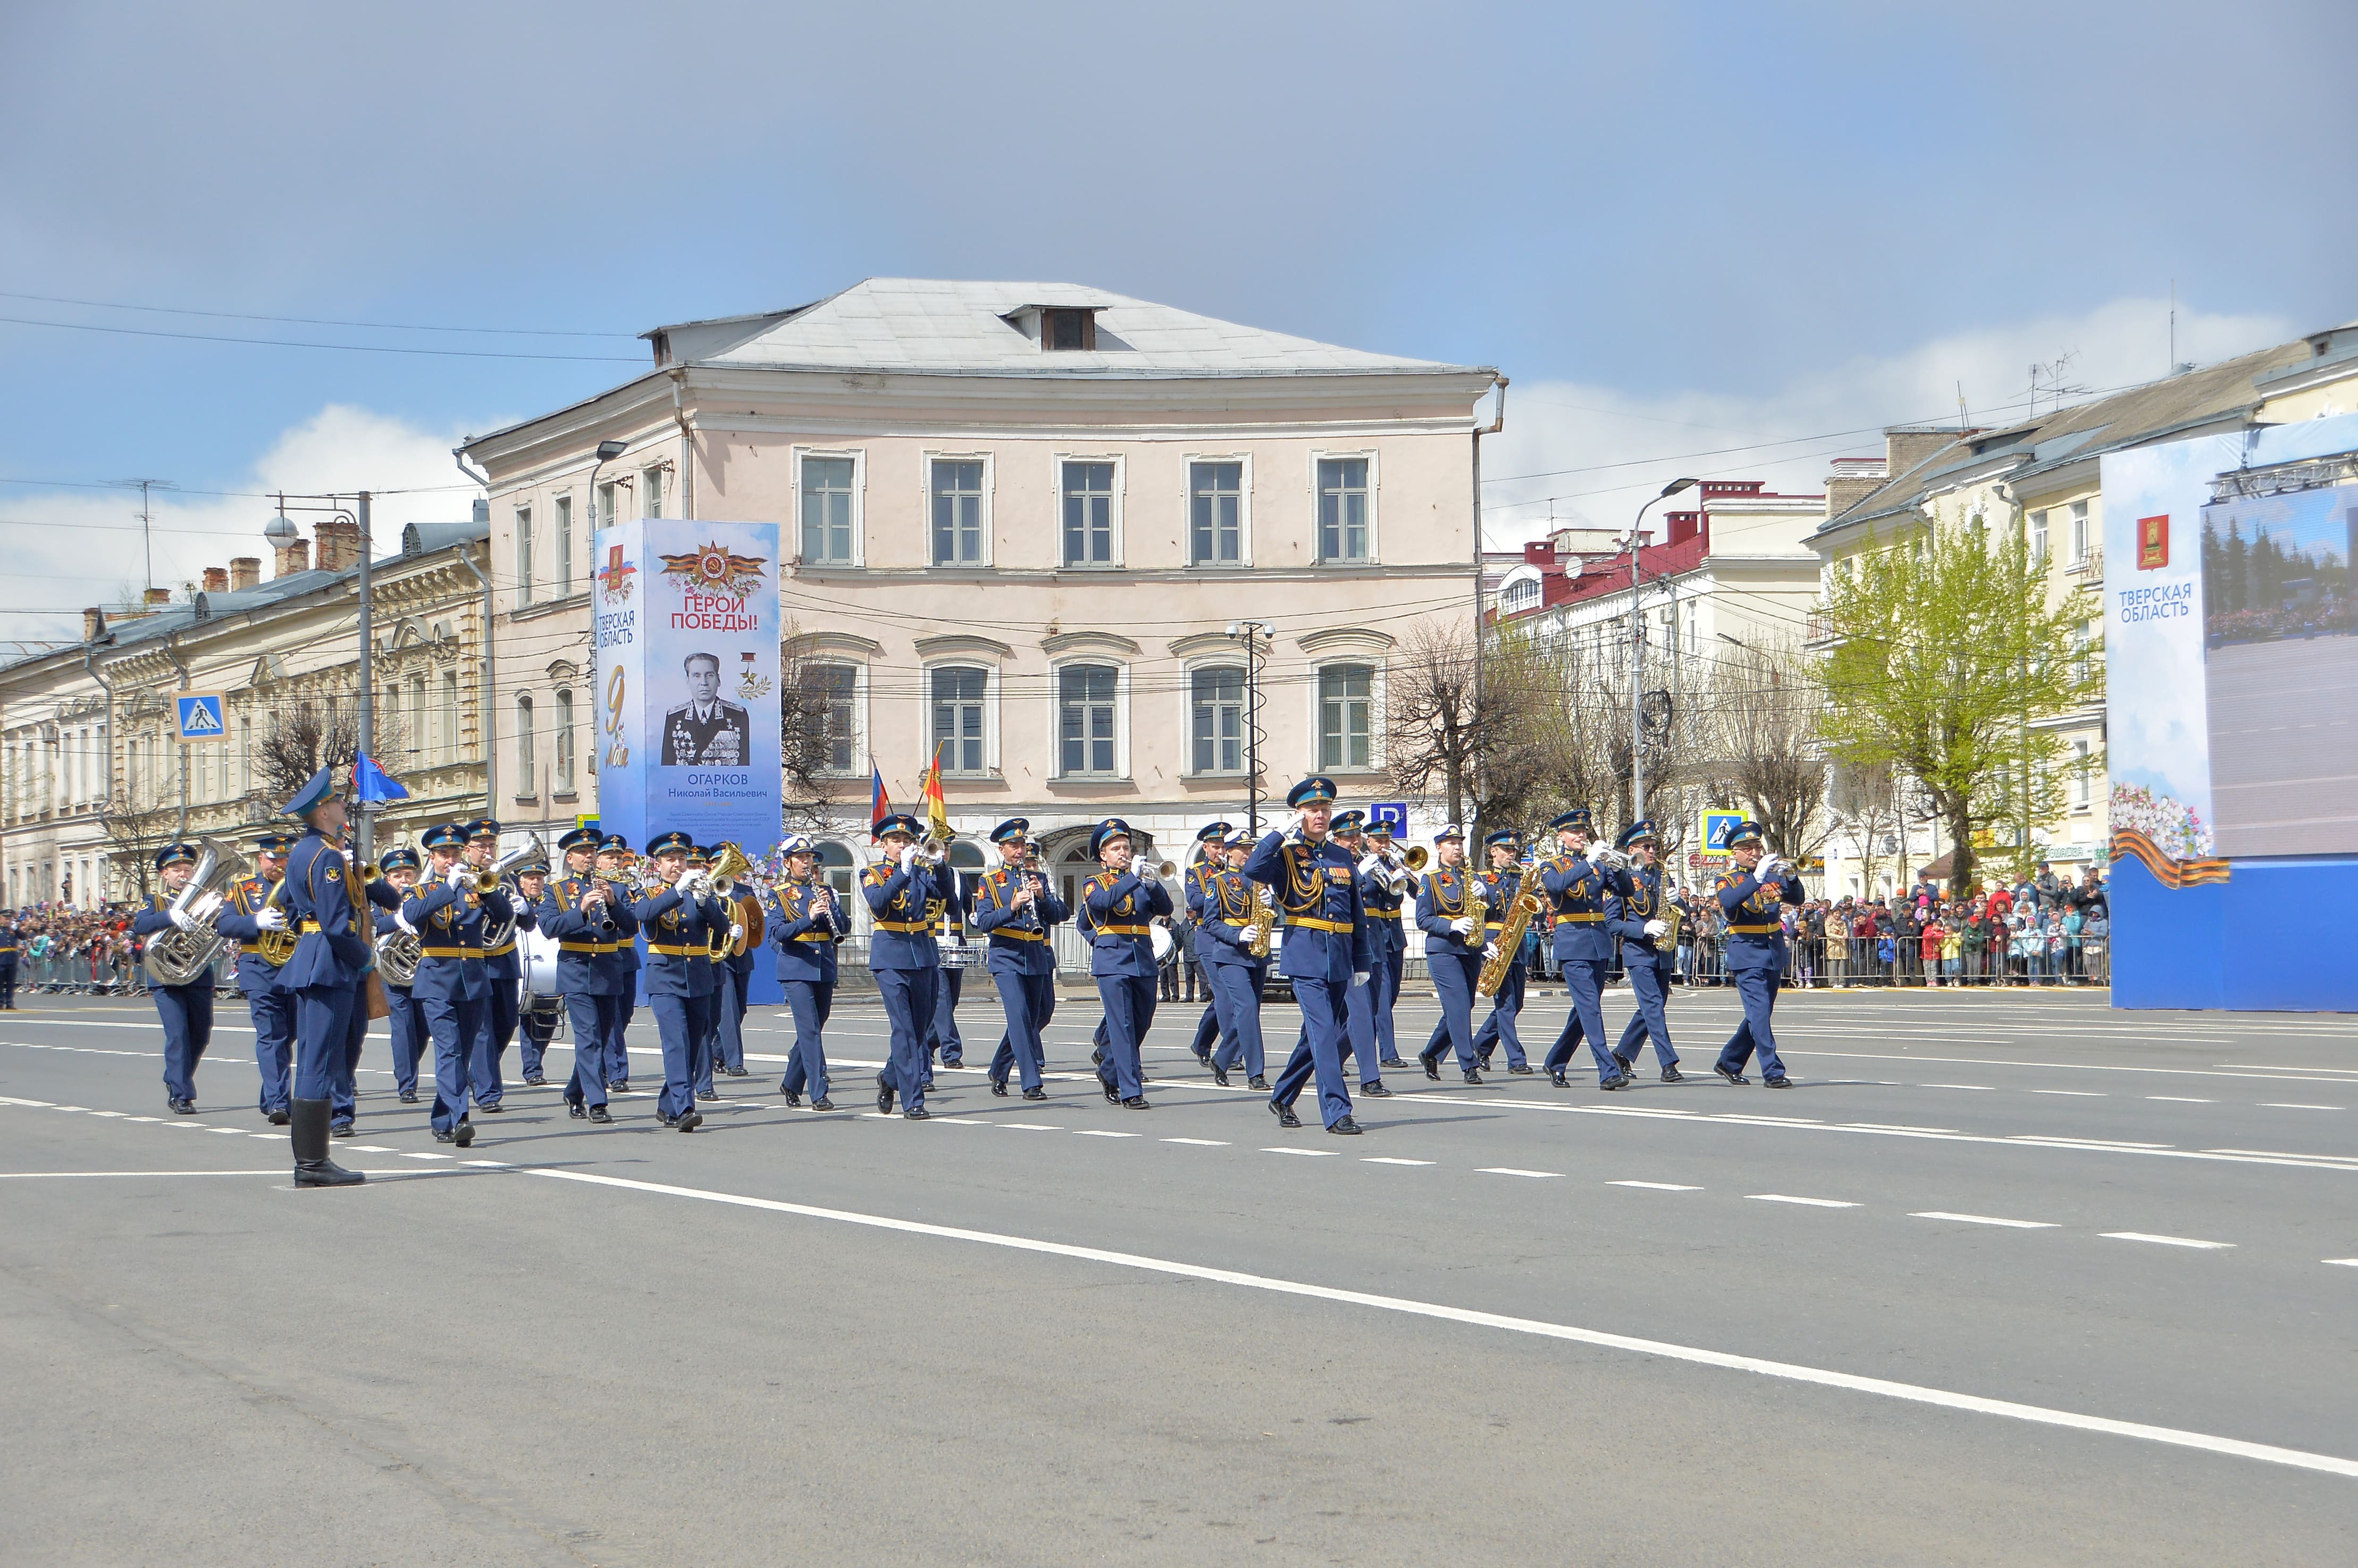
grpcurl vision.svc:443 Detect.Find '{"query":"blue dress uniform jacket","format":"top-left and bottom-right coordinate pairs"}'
top-left (132, 891), bottom-right (216, 1105)
top-left (211, 876), bottom-right (293, 995)
top-left (1414, 867), bottom-right (1485, 956)
top-left (280, 831), bottom-right (370, 987)
top-left (213, 875), bottom-right (297, 1115)
top-left (1082, 869), bottom-right (1171, 978)
top-left (536, 877), bottom-right (636, 995)
top-left (1717, 866), bottom-right (1803, 970)
top-left (1243, 831), bottom-right (1369, 982)
top-left (1187, 866), bottom-right (1263, 969)
top-left (1414, 866), bottom-right (1487, 1072)
top-left (771, 879), bottom-right (844, 985)
top-left (399, 881), bottom-right (502, 1003)
top-left (862, 861), bottom-right (942, 970)
top-left (1186, 865), bottom-right (1269, 1080)
top-left (631, 885), bottom-right (727, 999)
top-left (1609, 866), bottom-right (1680, 1072)
top-left (970, 865), bottom-right (1065, 977)
top-left (1610, 865), bottom-right (1671, 962)
top-left (1538, 851), bottom-right (1620, 962)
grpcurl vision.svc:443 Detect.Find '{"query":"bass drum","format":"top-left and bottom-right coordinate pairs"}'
top-left (519, 926), bottom-right (563, 999)
top-left (1150, 924), bottom-right (1177, 969)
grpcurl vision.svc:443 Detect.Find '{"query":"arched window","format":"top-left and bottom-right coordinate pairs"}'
top-left (516, 694), bottom-right (536, 791)
top-left (553, 689), bottom-right (576, 793)
top-left (1503, 576), bottom-right (1540, 614)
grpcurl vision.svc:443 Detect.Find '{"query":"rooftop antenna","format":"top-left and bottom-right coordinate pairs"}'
top-left (2169, 280), bottom-right (2176, 376)
top-left (106, 478), bottom-right (178, 594)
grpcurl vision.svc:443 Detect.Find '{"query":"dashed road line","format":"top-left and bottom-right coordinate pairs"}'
top-left (1921, 1083), bottom-right (1995, 1092)
top-left (1910, 1212), bottom-right (2058, 1229)
top-left (1263, 1147), bottom-right (1338, 1158)
top-left (1362, 1156), bottom-right (1434, 1166)
top-left (1610, 1180), bottom-right (1701, 1191)
top-left (1749, 1194), bottom-right (1859, 1208)
top-left (1161, 1137), bottom-right (1228, 1146)
top-left (2260, 1103), bottom-right (2344, 1111)
top-left (2032, 1089), bottom-right (2104, 1097)
top-left (2147, 1096), bottom-right (2213, 1103)
top-left (2102, 1231), bottom-right (2233, 1250)
top-left (1073, 1130), bottom-right (1139, 1139)
top-left (1476, 1167), bottom-right (1560, 1179)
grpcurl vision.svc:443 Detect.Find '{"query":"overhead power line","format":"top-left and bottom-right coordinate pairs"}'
top-left (0, 289), bottom-right (640, 339)
top-left (0, 314), bottom-right (644, 364)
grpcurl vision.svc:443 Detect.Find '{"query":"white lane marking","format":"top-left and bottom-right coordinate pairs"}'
top-left (1162, 1138), bottom-right (1229, 1146)
top-left (0, 1170), bottom-right (296, 1178)
top-left (2011, 1137), bottom-right (2170, 1151)
top-left (1920, 1083), bottom-right (1995, 1092)
top-left (2147, 1096), bottom-right (2214, 1103)
top-left (87, 1110), bottom-right (126, 1118)
top-left (1073, 1130), bottom-right (1139, 1139)
top-left (1476, 1167), bottom-right (1561, 1179)
top-left (1711, 1114), bottom-right (1824, 1126)
top-left (2324, 1259), bottom-right (2358, 1268)
top-left (1362, 1156), bottom-right (1434, 1166)
top-left (2205, 1147), bottom-right (2358, 1165)
top-left (121, 1116), bottom-right (159, 1123)
top-left (1610, 1180), bottom-right (1701, 1191)
top-left (998, 1123), bottom-right (1062, 1132)
top-left (400, 1152), bottom-right (451, 1161)
top-left (2032, 1089), bottom-right (2103, 1097)
top-left (1911, 1212), bottom-right (2059, 1229)
top-left (1843, 1123), bottom-right (1959, 1134)
top-left (348, 1145), bottom-right (397, 1153)
top-left (1262, 1147), bottom-right (1339, 1158)
top-left (1765, 1044), bottom-right (2358, 1087)
top-left (512, 1164), bottom-right (2358, 1480)
top-left (1748, 1194), bottom-right (1859, 1208)
top-left (2261, 1103), bottom-right (2345, 1111)
top-left (208, 1127), bottom-right (245, 1135)
top-left (247, 1132), bottom-right (276, 1139)
top-left (2102, 1232), bottom-right (2234, 1250)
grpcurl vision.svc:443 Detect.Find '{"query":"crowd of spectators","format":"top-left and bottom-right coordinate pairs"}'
top-left (2, 903), bottom-right (154, 994)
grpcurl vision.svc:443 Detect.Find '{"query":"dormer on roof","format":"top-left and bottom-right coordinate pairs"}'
top-left (1000, 303), bottom-right (1101, 352)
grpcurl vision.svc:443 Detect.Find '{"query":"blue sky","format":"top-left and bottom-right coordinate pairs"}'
top-left (2, 0), bottom-right (2353, 642)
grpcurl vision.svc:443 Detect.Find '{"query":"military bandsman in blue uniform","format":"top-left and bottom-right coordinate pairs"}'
top-left (1414, 825), bottom-right (1488, 1084)
top-left (1361, 818), bottom-right (1409, 1068)
top-left (0, 914), bottom-right (19, 1009)
top-left (715, 849), bottom-right (761, 1080)
top-left (1248, 777), bottom-right (1369, 1135)
top-left (275, 768), bottom-right (368, 1186)
top-left (211, 832), bottom-right (299, 1123)
top-left (1083, 817), bottom-right (1171, 1109)
top-left (594, 834), bottom-right (641, 1092)
top-left (1192, 826), bottom-right (1270, 1089)
top-left (1539, 808), bottom-right (1633, 1092)
top-left (770, 835), bottom-right (843, 1110)
top-left (631, 830), bottom-right (728, 1130)
top-left (131, 841), bottom-right (216, 1114)
top-left (926, 859), bottom-right (971, 1076)
top-left (402, 823), bottom-right (509, 1146)
top-left (1181, 821), bottom-right (1231, 1067)
top-left (539, 826), bottom-right (633, 1123)
top-left (1711, 821), bottom-right (1804, 1089)
top-left (686, 844), bottom-right (725, 1103)
top-left (464, 818), bottom-right (533, 1113)
top-left (1468, 830), bottom-right (1535, 1074)
top-left (1608, 820), bottom-right (1684, 1083)
top-left (509, 854), bottom-right (556, 1085)
top-left (366, 846), bottom-right (429, 1102)
top-left (970, 818), bottom-right (1066, 1102)
top-left (865, 812), bottom-right (943, 1119)
top-left (1320, 811), bottom-right (1390, 1098)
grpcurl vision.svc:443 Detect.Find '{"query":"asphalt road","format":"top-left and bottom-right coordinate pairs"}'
top-left (4, 981), bottom-right (2355, 1565)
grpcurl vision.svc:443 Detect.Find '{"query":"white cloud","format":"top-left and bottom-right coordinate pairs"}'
top-left (0, 404), bottom-right (486, 649)
top-left (1480, 297), bottom-right (2296, 546)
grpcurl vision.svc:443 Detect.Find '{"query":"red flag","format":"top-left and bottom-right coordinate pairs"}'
top-left (869, 767), bottom-right (892, 835)
top-left (921, 742), bottom-right (950, 842)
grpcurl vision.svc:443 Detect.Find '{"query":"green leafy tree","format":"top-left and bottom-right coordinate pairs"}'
top-left (1817, 517), bottom-right (2100, 894)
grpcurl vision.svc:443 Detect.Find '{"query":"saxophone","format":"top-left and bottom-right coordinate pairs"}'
top-left (1478, 872), bottom-right (1540, 999)
top-left (1244, 876), bottom-right (1277, 959)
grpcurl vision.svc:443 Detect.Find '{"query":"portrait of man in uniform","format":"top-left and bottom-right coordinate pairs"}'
top-left (660, 651), bottom-right (751, 766)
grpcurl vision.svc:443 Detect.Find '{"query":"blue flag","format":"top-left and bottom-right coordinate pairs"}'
top-left (354, 753), bottom-right (410, 803)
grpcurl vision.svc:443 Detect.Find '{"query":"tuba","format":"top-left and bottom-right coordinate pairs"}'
top-left (375, 926), bottom-right (422, 988)
top-left (142, 840), bottom-right (247, 987)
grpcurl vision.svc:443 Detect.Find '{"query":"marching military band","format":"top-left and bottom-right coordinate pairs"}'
top-left (136, 765), bottom-right (1807, 1186)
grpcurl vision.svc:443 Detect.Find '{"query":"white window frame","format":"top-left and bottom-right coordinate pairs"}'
top-left (515, 693), bottom-right (537, 793)
top-left (1313, 660), bottom-right (1383, 773)
top-left (1182, 658), bottom-right (1250, 777)
top-left (440, 670), bottom-right (460, 764)
top-left (925, 661), bottom-right (996, 776)
top-left (2069, 499), bottom-right (2091, 564)
top-left (1184, 453), bottom-right (1253, 568)
top-left (552, 492), bottom-right (574, 596)
top-left (1054, 452), bottom-right (1126, 570)
top-left (596, 481), bottom-right (618, 532)
top-left (1051, 656), bottom-right (1128, 778)
top-left (553, 687), bottom-right (577, 793)
top-left (514, 505), bottom-right (534, 607)
top-left (925, 451), bottom-right (995, 569)
top-left (807, 659), bottom-right (869, 777)
top-left (2072, 739), bottom-right (2092, 809)
top-left (1309, 448), bottom-right (1380, 565)
top-left (793, 446), bottom-right (867, 568)
top-left (641, 466), bottom-right (666, 520)
top-left (2028, 507), bottom-right (2050, 565)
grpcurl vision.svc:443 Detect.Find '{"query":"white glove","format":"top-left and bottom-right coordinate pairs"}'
top-left (169, 908), bottom-right (196, 932)
top-left (1483, 941), bottom-right (1500, 961)
top-left (190, 891), bottom-right (224, 923)
top-left (1755, 856), bottom-right (1782, 883)
top-left (1358, 853), bottom-right (1383, 877)
top-left (728, 923), bottom-right (744, 945)
top-left (1450, 916), bottom-right (1477, 938)
top-left (445, 865), bottom-right (467, 891)
top-left (395, 911), bottom-right (418, 936)
top-left (1354, 969), bottom-right (1371, 986)
top-left (1644, 918), bottom-right (1668, 939)
top-left (898, 845), bottom-right (917, 873)
top-left (255, 904), bottom-right (287, 932)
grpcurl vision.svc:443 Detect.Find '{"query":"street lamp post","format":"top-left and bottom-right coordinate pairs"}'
top-left (1629, 477), bottom-right (1696, 826)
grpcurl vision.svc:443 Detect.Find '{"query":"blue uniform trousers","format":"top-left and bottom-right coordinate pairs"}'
top-left (649, 993), bottom-right (708, 1121)
top-left (248, 984), bottom-right (293, 1114)
top-left (292, 984), bottom-right (354, 1103)
top-left (605, 996), bottom-right (635, 1088)
top-left (986, 969), bottom-right (1054, 1093)
top-left (517, 1002), bottom-right (555, 1080)
top-left (1471, 959), bottom-right (1529, 1069)
top-left (383, 986), bottom-right (426, 1096)
top-left (690, 991), bottom-right (718, 1097)
top-left (1205, 962), bottom-right (1266, 1080)
top-left (1615, 954), bottom-right (1679, 1069)
top-left (1189, 1001), bottom-right (1219, 1060)
top-left (874, 968), bottom-right (936, 1111)
top-left (716, 967), bottom-right (749, 1073)
top-left (1716, 966), bottom-right (1788, 1079)
top-left (1270, 975), bottom-right (1354, 1129)
top-left (1542, 959), bottom-right (1617, 1076)
top-left (332, 991), bottom-right (369, 1126)
top-left (1095, 974), bottom-right (1155, 1100)
top-left (1424, 950), bottom-right (1482, 1071)
top-left (416, 994), bottom-right (482, 1135)
top-left (780, 979), bottom-right (833, 1101)
top-left (1369, 933), bottom-right (1402, 1061)
top-left (928, 967), bottom-right (965, 1066)
top-left (153, 981), bottom-right (213, 1103)
top-left (471, 980), bottom-right (517, 1107)
top-left (563, 993), bottom-right (619, 1111)
top-left (1334, 971), bottom-right (1383, 1087)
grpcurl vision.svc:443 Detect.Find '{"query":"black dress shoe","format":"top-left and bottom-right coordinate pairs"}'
top-left (678, 1109), bottom-right (703, 1132)
top-left (877, 1074), bottom-right (896, 1116)
top-left (1248, 1076), bottom-right (1269, 1092)
top-left (811, 1097), bottom-right (835, 1112)
top-left (568, 1103), bottom-right (587, 1120)
top-left (588, 1105), bottom-right (615, 1123)
top-left (1764, 1075), bottom-right (1793, 1089)
top-left (1462, 1069), bottom-right (1484, 1085)
top-left (1122, 1096), bottom-right (1150, 1110)
top-left (398, 1089), bottom-right (419, 1104)
top-left (267, 1108), bottom-right (290, 1126)
top-left (433, 1129), bottom-right (456, 1143)
top-left (1090, 1048), bottom-right (1105, 1068)
top-left (1508, 1063), bottom-right (1535, 1076)
top-left (1210, 1062), bottom-right (1231, 1087)
top-left (454, 1120), bottom-right (476, 1146)
top-left (1548, 1069), bottom-right (1568, 1087)
top-left (1327, 1117), bottom-right (1363, 1135)
top-left (1612, 1055), bottom-right (1637, 1077)
top-left (1021, 1087), bottom-right (1047, 1102)
top-left (990, 1078), bottom-right (1009, 1096)
top-left (479, 1102), bottom-right (505, 1113)
top-left (1418, 1050), bottom-right (1442, 1081)
top-left (523, 1074), bottom-right (547, 1086)
top-left (331, 1121), bottom-right (355, 1138)
top-left (905, 1107), bottom-right (931, 1120)
top-left (1380, 1056), bottom-right (1407, 1069)
top-left (610, 1083), bottom-right (631, 1094)
top-left (1194, 1046), bottom-right (1212, 1065)
top-left (1598, 1073), bottom-right (1632, 1092)
top-left (725, 1066), bottom-right (750, 1078)
top-left (782, 1091), bottom-right (801, 1108)
top-left (1714, 1063), bottom-right (1749, 1085)
top-left (170, 1098), bottom-right (195, 1115)
top-left (1270, 1100), bottom-right (1302, 1129)
top-left (696, 1089), bottom-right (719, 1102)
top-left (1362, 1082), bottom-right (1395, 1098)
top-left (1660, 1065), bottom-right (1685, 1083)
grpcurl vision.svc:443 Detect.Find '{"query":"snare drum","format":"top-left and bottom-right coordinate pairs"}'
top-left (520, 927), bottom-right (562, 997)
top-left (1149, 924), bottom-right (1177, 969)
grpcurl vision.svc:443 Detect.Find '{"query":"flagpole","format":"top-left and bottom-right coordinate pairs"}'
top-left (355, 490), bottom-right (375, 865)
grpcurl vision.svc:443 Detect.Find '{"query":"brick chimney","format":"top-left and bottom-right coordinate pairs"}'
top-left (144, 588), bottom-right (171, 607)
top-left (202, 566), bottom-right (229, 593)
top-left (229, 557), bottom-right (261, 591)
top-left (1824, 458), bottom-right (1890, 523)
top-left (275, 538), bottom-right (312, 578)
top-left (82, 607), bottom-right (105, 642)
top-left (314, 518), bottom-right (361, 573)
top-left (1883, 425), bottom-right (1966, 480)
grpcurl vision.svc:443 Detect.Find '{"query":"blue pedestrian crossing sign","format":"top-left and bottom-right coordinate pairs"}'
top-left (1700, 809), bottom-right (1743, 851)
top-left (174, 693), bottom-right (228, 743)
top-left (1369, 801), bottom-right (1409, 836)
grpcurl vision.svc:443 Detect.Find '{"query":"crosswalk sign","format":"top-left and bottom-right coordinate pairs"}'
top-left (174, 693), bottom-right (228, 743)
top-left (1700, 809), bottom-right (1744, 851)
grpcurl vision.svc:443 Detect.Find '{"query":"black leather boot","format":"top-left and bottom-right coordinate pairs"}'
top-left (291, 1097), bottom-right (364, 1188)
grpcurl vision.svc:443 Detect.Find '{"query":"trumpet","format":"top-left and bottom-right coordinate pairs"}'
top-left (1591, 845), bottom-right (1632, 873)
top-left (356, 860), bottom-right (382, 882)
top-left (1400, 845), bottom-right (1430, 873)
top-left (708, 842), bottom-right (752, 898)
